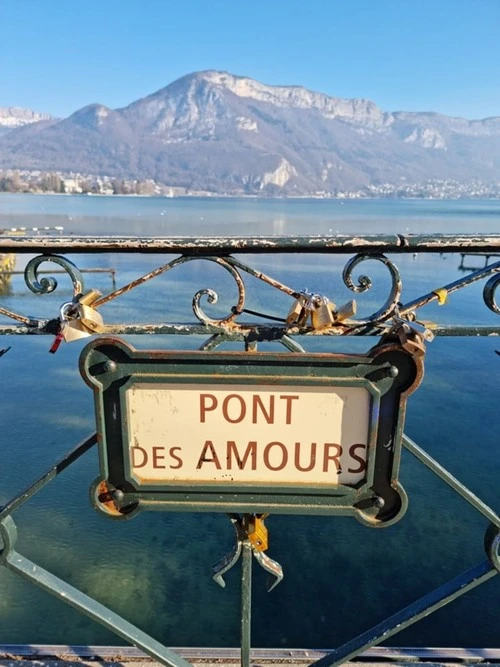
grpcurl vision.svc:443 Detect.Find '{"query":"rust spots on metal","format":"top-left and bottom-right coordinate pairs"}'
top-left (95, 480), bottom-right (136, 517)
top-left (2, 234), bottom-right (499, 256)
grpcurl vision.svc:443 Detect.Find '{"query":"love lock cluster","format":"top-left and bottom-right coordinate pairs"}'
top-left (286, 291), bottom-right (357, 329)
top-left (50, 289), bottom-right (105, 353)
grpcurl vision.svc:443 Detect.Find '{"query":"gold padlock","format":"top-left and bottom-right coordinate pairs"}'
top-left (286, 294), bottom-right (308, 326)
top-left (77, 289), bottom-right (102, 307)
top-left (78, 304), bottom-right (105, 333)
top-left (397, 324), bottom-right (426, 358)
top-left (401, 334), bottom-right (426, 358)
top-left (246, 515), bottom-right (269, 552)
top-left (335, 299), bottom-right (357, 322)
top-left (63, 318), bottom-right (93, 342)
top-left (311, 297), bottom-right (336, 329)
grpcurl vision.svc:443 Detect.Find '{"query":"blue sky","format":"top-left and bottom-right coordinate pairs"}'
top-left (1, 0), bottom-right (499, 119)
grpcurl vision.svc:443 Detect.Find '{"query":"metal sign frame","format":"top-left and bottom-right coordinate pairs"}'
top-left (80, 337), bottom-right (423, 526)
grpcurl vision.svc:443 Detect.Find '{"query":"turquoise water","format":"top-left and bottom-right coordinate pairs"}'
top-left (0, 194), bottom-right (499, 648)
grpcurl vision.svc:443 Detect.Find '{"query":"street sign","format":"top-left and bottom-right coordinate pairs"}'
top-left (80, 337), bottom-right (423, 525)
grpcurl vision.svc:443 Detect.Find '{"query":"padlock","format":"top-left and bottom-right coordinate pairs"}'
top-left (397, 325), bottom-right (426, 358)
top-left (63, 318), bottom-right (93, 342)
top-left (335, 299), bottom-right (357, 322)
top-left (401, 334), bottom-right (426, 358)
top-left (77, 289), bottom-right (103, 307)
top-left (311, 297), bottom-right (336, 329)
top-left (394, 316), bottom-right (434, 342)
top-left (246, 515), bottom-right (269, 552)
top-left (78, 304), bottom-right (105, 333)
top-left (286, 294), bottom-right (309, 326)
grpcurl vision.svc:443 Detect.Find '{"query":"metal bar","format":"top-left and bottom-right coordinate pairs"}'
top-left (0, 306), bottom-right (33, 325)
top-left (403, 435), bottom-right (500, 528)
top-left (1, 234), bottom-right (500, 254)
top-left (400, 259), bottom-right (500, 315)
top-left (2, 644), bottom-right (500, 662)
top-left (0, 434), bottom-right (97, 521)
top-left (3, 551), bottom-right (193, 667)
top-left (240, 541), bottom-right (252, 667)
top-left (310, 560), bottom-right (497, 667)
top-left (198, 334), bottom-right (226, 351)
top-left (1, 322), bottom-right (499, 337)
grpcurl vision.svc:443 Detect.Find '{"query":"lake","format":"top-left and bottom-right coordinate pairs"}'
top-left (0, 194), bottom-right (499, 649)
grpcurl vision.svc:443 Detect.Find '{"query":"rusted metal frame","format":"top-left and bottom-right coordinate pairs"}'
top-left (310, 561), bottom-right (498, 667)
top-left (226, 256), bottom-right (297, 296)
top-left (0, 306), bottom-right (34, 326)
top-left (1, 233), bottom-right (500, 255)
top-left (1, 322), bottom-right (499, 338)
top-left (2, 239), bottom-right (499, 334)
top-left (403, 435), bottom-right (500, 529)
top-left (399, 259), bottom-right (500, 317)
top-left (0, 519), bottom-right (192, 667)
top-left (3, 645), bottom-right (500, 662)
top-left (0, 434), bottom-right (97, 522)
top-left (91, 254), bottom-right (297, 323)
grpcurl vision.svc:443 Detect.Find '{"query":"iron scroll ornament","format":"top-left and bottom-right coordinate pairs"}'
top-left (80, 336), bottom-right (423, 526)
top-left (0, 251), bottom-right (497, 334)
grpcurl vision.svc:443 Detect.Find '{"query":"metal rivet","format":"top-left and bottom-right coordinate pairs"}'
top-left (103, 360), bottom-right (116, 372)
top-left (373, 496), bottom-right (385, 509)
top-left (388, 366), bottom-right (399, 378)
top-left (111, 488), bottom-right (125, 503)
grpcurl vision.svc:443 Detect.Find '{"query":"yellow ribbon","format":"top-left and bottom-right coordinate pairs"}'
top-left (432, 288), bottom-right (448, 305)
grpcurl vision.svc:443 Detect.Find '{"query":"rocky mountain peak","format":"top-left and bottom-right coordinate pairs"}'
top-left (1, 70), bottom-right (500, 195)
top-left (0, 107), bottom-right (55, 136)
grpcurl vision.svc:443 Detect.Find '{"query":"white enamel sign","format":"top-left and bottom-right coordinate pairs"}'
top-left (125, 383), bottom-right (370, 486)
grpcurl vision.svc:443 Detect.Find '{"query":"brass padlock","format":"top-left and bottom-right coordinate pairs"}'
top-left (286, 294), bottom-right (309, 326)
top-left (78, 304), bottom-right (105, 333)
top-left (63, 318), bottom-right (93, 342)
top-left (335, 299), bottom-right (357, 322)
top-left (311, 297), bottom-right (336, 329)
top-left (246, 515), bottom-right (269, 552)
top-left (402, 334), bottom-right (426, 358)
top-left (77, 289), bottom-right (102, 307)
top-left (397, 325), bottom-right (426, 358)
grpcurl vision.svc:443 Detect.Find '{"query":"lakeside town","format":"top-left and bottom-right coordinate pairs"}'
top-left (1, 168), bottom-right (500, 199)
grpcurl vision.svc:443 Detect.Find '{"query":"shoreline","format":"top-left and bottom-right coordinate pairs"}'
top-left (1, 191), bottom-right (500, 201)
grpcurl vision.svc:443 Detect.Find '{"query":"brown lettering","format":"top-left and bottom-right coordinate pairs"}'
top-left (196, 440), bottom-right (222, 469)
top-left (294, 442), bottom-right (317, 472)
top-left (222, 394), bottom-right (246, 423)
top-left (252, 395), bottom-right (274, 424)
top-left (323, 443), bottom-right (343, 473)
top-left (348, 444), bottom-right (367, 474)
top-left (227, 441), bottom-right (257, 470)
top-left (152, 446), bottom-right (166, 469)
top-left (279, 395), bottom-right (299, 424)
top-left (200, 394), bottom-right (217, 422)
top-left (263, 441), bottom-right (288, 471)
top-left (132, 446), bottom-right (148, 468)
top-left (169, 446), bottom-right (183, 470)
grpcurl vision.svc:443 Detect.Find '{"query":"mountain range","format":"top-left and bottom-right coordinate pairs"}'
top-left (1, 70), bottom-right (499, 195)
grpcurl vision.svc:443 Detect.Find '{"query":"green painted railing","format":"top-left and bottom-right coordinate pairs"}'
top-left (0, 234), bottom-right (499, 666)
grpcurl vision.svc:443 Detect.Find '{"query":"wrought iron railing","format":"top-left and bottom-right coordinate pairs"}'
top-left (0, 233), bottom-right (499, 666)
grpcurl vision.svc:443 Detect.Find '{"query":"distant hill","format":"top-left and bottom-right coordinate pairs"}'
top-left (1, 71), bottom-right (500, 194)
top-left (0, 107), bottom-right (56, 137)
